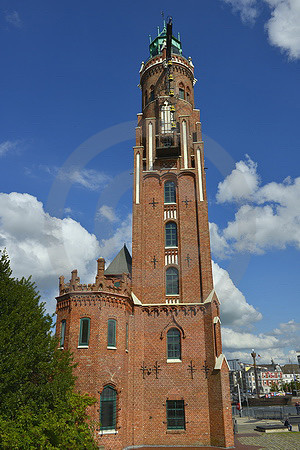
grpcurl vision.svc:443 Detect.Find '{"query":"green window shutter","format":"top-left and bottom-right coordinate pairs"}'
top-left (100, 385), bottom-right (117, 430)
top-left (79, 318), bottom-right (90, 346)
top-left (167, 328), bottom-right (181, 359)
top-left (166, 400), bottom-right (185, 429)
top-left (107, 319), bottom-right (116, 347)
top-left (60, 319), bottom-right (66, 348)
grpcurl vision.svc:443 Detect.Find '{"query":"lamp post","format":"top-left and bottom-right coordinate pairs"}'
top-left (251, 350), bottom-right (260, 398)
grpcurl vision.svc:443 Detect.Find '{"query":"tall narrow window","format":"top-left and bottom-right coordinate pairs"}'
top-left (60, 319), bottom-right (66, 348)
top-left (165, 222), bottom-right (178, 247)
top-left (161, 101), bottom-right (173, 134)
top-left (100, 385), bottom-right (117, 431)
top-left (79, 318), bottom-right (90, 347)
top-left (186, 87), bottom-right (190, 102)
top-left (126, 323), bottom-right (129, 351)
top-left (150, 85), bottom-right (155, 102)
top-left (107, 319), bottom-right (116, 348)
top-left (166, 400), bottom-right (185, 430)
top-left (164, 181), bottom-right (176, 203)
top-left (179, 88), bottom-right (185, 99)
top-left (167, 328), bottom-right (181, 360)
top-left (166, 267), bottom-right (179, 295)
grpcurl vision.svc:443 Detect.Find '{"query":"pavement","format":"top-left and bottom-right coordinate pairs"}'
top-left (234, 416), bottom-right (300, 449)
top-left (137, 417), bottom-right (300, 449)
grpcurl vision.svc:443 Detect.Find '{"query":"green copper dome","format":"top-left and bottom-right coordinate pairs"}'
top-left (149, 21), bottom-right (182, 58)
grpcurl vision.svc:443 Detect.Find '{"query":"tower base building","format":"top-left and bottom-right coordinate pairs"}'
top-left (56, 20), bottom-right (234, 449)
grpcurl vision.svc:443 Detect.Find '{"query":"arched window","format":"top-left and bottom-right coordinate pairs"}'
top-left (164, 181), bottom-right (176, 203)
top-left (166, 267), bottom-right (179, 295)
top-left (107, 319), bottom-right (116, 348)
top-left (79, 317), bottom-right (90, 347)
top-left (165, 222), bottom-right (178, 247)
top-left (167, 328), bottom-right (181, 359)
top-left (100, 385), bottom-right (117, 431)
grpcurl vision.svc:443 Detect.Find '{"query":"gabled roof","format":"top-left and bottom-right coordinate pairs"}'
top-left (282, 364), bottom-right (300, 374)
top-left (104, 244), bottom-right (132, 276)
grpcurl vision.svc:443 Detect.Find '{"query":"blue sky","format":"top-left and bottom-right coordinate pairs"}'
top-left (1, 0), bottom-right (299, 364)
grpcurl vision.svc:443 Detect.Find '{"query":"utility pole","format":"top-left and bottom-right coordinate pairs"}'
top-left (251, 350), bottom-right (260, 398)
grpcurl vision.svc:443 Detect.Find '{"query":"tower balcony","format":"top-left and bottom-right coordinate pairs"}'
top-left (155, 133), bottom-right (180, 158)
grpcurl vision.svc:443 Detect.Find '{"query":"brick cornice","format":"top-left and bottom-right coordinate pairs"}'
top-left (56, 291), bottom-right (133, 312)
top-left (140, 303), bottom-right (206, 317)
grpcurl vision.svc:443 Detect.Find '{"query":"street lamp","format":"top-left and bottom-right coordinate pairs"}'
top-left (251, 349), bottom-right (260, 398)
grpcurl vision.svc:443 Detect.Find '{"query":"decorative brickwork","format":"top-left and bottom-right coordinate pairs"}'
top-left (56, 21), bottom-right (234, 449)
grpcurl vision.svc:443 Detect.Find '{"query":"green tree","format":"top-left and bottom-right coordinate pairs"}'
top-left (0, 250), bottom-right (97, 449)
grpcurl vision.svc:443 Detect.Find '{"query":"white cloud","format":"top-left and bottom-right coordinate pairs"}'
top-left (221, 0), bottom-right (300, 59)
top-left (0, 193), bottom-right (101, 291)
top-left (0, 140), bottom-right (20, 157)
top-left (97, 205), bottom-right (119, 223)
top-left (212, 261), bottom-right (262, 328)
top-left (4, 10), bottom-right (22, 28)
top-left (216, 155), bottom-right (259, 203)
top-left (0, 192), bottom-right (133, 312)
top-left (272, 319), bottom-right (300, 336)
top-left (224, 348), bottom-right (296, 364)
top-left (222, 319), bottom-right (300, 363)
top-left (98, 214), bottom-right (132, 261)
top-left (209, 222), bottom-right (231, 258)
top-left (265, 0), bottom-right (300, 59)
top-left (214, 157), bottom-right (300, 254)
top-left (222, 327), bottom-right (279, 349)
top-left (221, 0), bottom-right (259, 23)
top-left (55, 167), bottom-right (111, 191)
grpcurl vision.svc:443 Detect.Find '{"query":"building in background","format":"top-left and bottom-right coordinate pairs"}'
top-left (56, 20), bottom-right (234, 449)
top-left (228, 359), bottom-right (300, 399)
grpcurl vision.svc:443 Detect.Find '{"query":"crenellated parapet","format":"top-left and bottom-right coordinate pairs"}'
top-left (58, 256), bottom-right (132, 297)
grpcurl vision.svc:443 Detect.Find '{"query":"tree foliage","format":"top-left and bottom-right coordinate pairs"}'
top-left (0, 250), bottom-right (97, 449)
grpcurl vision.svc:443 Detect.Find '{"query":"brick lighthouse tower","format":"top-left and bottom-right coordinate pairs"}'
top-left (56, 19), bottom-right (234, 449)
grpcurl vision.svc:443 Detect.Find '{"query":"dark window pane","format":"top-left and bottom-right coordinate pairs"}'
top-left (179, 88), bottom-right (185, 99)
top-left (126, 323), bottom-right (129, 351)
top-left (164, 181), bottom-right (176, 203)
top-left (167, 328), bottom-right (181, 359)
top-left (81, 320), bottom-right (89, 344)
top-left (165, 222), bottom-right (177, 247)
top-left (166, 400), bottom-right (185, 429)
top-left (100, 386), bottom-right (117, 430)
top-left (60, 320), bottom-right (66, 347)
top-left (79, 318), bottom-right (90, 346)
top-left (108, 319), bottom-right (116, 347)
top-left (166, 268), bottom-right (179, 295)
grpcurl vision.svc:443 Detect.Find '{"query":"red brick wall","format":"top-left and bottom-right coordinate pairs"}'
top-left (55, 50), bottom-right (234, 449)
